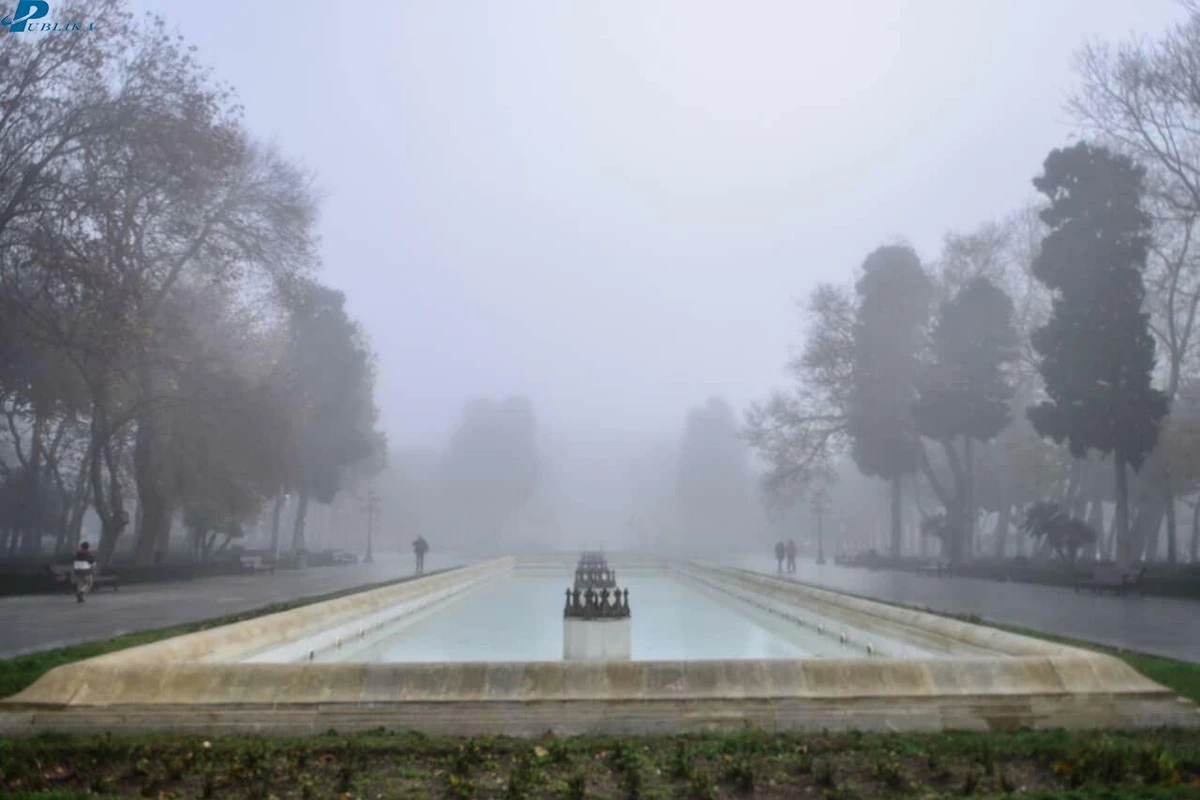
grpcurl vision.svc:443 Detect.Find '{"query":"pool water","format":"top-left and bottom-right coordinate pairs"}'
top-left (268, 569), bottom-right (938, 664)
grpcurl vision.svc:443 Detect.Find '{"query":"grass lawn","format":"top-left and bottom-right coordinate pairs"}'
top-left (1, 569), bottom-right (1199, 798)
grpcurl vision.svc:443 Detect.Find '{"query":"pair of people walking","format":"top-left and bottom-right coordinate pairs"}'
top-left (774, 540), bottom-right (797, 574)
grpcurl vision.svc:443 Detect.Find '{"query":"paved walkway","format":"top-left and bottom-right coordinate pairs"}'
top-left (725, 555), bottom-right (1200, 663)
top-left (0, 552), bottom-right (465, 658)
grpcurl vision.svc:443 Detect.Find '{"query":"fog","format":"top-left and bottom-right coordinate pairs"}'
top-left (129, 0), bottom-right (1181, 445)
top-left (118, 0), bottom-right (1185, 556)
top-left (1, 0), bottom-right (1185, 562)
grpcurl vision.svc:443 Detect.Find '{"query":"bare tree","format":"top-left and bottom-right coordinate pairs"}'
top-left (744, 284), bottom-right (854, 508)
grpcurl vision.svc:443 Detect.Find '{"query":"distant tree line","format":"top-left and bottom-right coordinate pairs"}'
top-left (0, 0), bottom-right (384, 567)
top-left (747, 8), bottom-right (1200, 567)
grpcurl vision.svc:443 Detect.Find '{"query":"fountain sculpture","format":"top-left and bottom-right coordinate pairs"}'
top-left (563, 551), bottom-right (631, 660)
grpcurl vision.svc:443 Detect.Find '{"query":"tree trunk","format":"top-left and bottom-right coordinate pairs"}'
top-left (1166, 493), bottom-right (1178, 565)
top-left (60, 440), bottom-right (94, 555)
top-left (1128, 447), bottom-right (1169, 561)
top-left (964, 437), bottom-right (976, 559)
top-left (1014, 504), bottom-right (1026, 557)
top-left (269, 493), bottom-right (285, 558)
top-left (131, 496), bottom-right (142, 548)
top-left (1063, 459), bottom-right (1082, 506)
top-left (292, 489), bottom-right (310, 568)
top-left (1104, 509), bottom-right (1118, 560)
top-left (1191, 500), bottom-right (1200, 563)
top-left (132, 413), bottom-right (175, 568)
top-left (1086, 497), bottom-right (1105, 562)
top-left (53, 502), bottom-right (69, 555)
top-left (156, 509), bottom-right (173, 560)
top-left (1140, 506), bottom-right (1167, 562)
top-left (1135, 457), bottom-right (1168, 561)
top-left (889, 475), bottom-right (903, 560)
top-left (934, 438), bottom-right (967, 563)
top-left (90, 406), bottom-right (130, 567)
top-left (18, 409), bottom-right (46, 557)
top-left (1115, 451), bottom-right (1131, 570)
top-left (994, 502), bottom-right (1011, 558)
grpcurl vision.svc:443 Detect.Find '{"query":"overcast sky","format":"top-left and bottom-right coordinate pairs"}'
top-left (134, 1), bottom-right (1184, 448)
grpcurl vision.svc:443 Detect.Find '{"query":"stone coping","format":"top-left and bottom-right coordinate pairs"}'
top-left (679, 564), bottom-right (1090, 659)
top-left (88, 559), bottom-right (511, 665)
top-left (3, 557), bottom-right (1196, 734)
top-left (8, 653), bottom-right (1170, 707)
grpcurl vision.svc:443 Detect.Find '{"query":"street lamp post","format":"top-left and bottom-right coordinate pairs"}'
top-left (816, 503), bottom-right (826, 565)
top-left (364, 491), bottom-right (380, 564)
top-left (273, 492), bottom-right (290, 565)
top-left (813, 480), bottom-right (830, 566)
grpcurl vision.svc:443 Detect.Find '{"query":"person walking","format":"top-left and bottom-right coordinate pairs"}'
top-left (774, 541), bottom-right (785, 573)
top-left (413, 536), bottom-right (429, 575)
top-left (786, 539), bottom-right (797, 573)
top-left (72, 542), bottom-right (95, 603)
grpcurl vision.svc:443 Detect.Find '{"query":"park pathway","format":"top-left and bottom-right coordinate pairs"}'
top-left (727, 554), bottom-right (1200, 663)
top-left (0, 552), bottom-right (465, 658)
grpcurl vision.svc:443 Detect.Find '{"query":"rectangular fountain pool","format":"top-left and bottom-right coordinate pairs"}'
top-left (4, 555), bottom-right (1195, 737)
top-left (246, 569), bottom-right (943, 663)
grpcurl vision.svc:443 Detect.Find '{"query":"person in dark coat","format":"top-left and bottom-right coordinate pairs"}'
top-left (72, 541), bottom-right (96, 603)
top-left (413, 536), bottom-right (429, 574)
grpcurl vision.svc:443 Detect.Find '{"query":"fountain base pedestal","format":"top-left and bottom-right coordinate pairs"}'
top-left (563, 617), bottom-right (631, 661)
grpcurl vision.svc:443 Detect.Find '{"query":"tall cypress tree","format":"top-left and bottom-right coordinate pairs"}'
top-left (914, 277), bottom-right (1018, 562)
top-left (846, 245), bottom-right (933, 559)
top-left (1027, 142), bottom-right (1169, 567)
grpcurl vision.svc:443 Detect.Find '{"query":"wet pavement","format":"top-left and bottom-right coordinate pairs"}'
top-left (0, 552), bottom-right (465, 658)
top-left (722, 554), bottom-right (1200, 663)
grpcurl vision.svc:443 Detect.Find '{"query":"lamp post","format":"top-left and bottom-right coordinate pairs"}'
top-left (813, 480), bottom-right (831, 566)
top-left (364, 491), bottom-right (380, 564)
top-left (816, 503), bottom-right (826, 565)
top-left (273, 492), bottom-right (290, 565)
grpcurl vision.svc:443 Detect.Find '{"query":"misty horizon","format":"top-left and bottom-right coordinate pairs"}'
top-left (126, 0), bottom-right (1186, 449)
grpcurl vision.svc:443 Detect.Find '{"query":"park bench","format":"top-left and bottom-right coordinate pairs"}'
top-left (1074, 564), bottom-right (1145, 596)
top-left (239, 555), bottom-right (275, 574)
top-left (330, 550), bottom-right (358, 565)
top-left (45, 564), bottom-right (119, 593)
top-left (918, 559), bottom-right (950, 576)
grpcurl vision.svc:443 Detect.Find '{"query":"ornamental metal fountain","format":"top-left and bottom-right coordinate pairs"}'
top-left (574, 564), bottom-right (618, 590)
top-left (563, 552), bottom-right (631, 660)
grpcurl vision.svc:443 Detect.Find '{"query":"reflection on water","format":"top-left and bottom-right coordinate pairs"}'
top-left (343, 571), bottom-right (813, 663)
